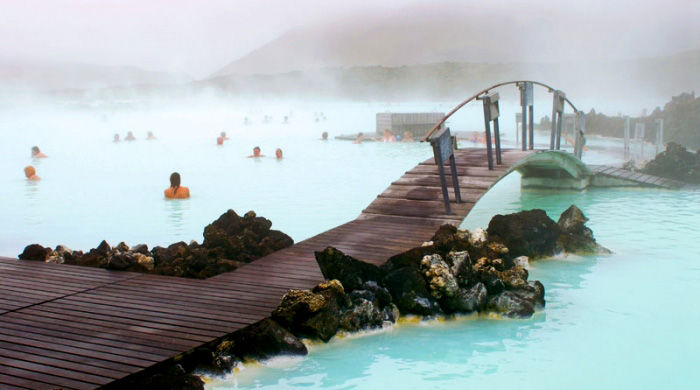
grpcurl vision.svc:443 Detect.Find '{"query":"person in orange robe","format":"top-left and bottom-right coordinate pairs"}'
top-left (164, 172), bottom-right (190, 199)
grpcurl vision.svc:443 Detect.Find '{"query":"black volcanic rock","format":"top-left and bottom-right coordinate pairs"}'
top-left (18, 244), bottom-right (51, 261)
top-left (214, 318), bottom-right (307, 368)
top-left (487, 209), bottom-right (561, 258)
top-left (557, 205), bottom-right (611, 254)
top-left (642, 142), bottom-right (700, 184)
top-left (315, 247), bottom-right (383, 292)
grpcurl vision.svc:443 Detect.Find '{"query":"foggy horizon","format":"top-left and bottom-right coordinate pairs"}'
top-left (2, 0), bottom-right (699, 78)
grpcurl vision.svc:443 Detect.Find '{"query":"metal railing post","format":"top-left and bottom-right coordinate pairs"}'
top-left (518, 82), bottom-right (533, 151)
top-left (481, 96), bottom-right (494, 170)
top-left (428, 127), bottom-right (462, 214)
top-left (624, 116), bottom-right (630, 160)
top-left (550, 90), bottom-right (565, 150)
top-left (574, 110), bottom-right (586, 159)
top-left (479, 93), bottom-right (501, 169)
top-left (528, 104), bottom-right (534, 150)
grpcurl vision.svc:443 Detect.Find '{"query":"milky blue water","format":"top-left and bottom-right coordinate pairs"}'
top-left (1, 99), bottom-right (696, 389)
top-left (207, 176), bottom-right (700, 390)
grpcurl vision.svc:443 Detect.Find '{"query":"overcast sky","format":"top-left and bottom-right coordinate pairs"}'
top-left (1, 0), bottom-right (697, 78)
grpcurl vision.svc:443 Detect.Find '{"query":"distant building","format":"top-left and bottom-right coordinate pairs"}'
top-left (376, 112), bottom-right (445, 138)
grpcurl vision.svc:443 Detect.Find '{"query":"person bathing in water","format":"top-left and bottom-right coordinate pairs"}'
top-left (381, 129), bottom-right (396, 142)
top-left (321, 131), bottom-right (328, 141)
top-left (31, 146), bottom-right (47, 158)
top-left (354, 132), bottom-right (365, 144)
top-left (220, 131), bottom-right (229, 140)
top-left (125, 131), bottom-right (136, 141)
top-left (402, 131), bottom-right (415, 142)
top-left (147, 131), bottom-right (156, 140)
top-left (248, 146), bottom-right (264, 158)
top-left (24, 165), bottom-right (40, 181)
top-left (164, 172), bottom-right (190, 199)
top-left (275, 148), bottom-right (283, 159)
top-left (113, 134), bottom-right (120, 142)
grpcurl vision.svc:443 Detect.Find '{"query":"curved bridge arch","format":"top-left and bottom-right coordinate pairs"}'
top-left (422, 80), bottom-right (582, 141)
top-left (417, 80), bottom-right (589, 214)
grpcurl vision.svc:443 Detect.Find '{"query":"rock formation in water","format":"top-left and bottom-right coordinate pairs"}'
top-left (641, 142), bottom-right (700, 184)
top-left (17, 209), bottom-right (293, 278)
top-left (123, 205), bottom-right (607, 388)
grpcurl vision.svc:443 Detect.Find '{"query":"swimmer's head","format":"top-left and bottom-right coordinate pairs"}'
top-left (24, 165), bottom-right (36, 178)
top-left (384, 129), bottom-right (392, 136)
top-left (322, 132), bottom-right (328, 140)
top-left (170, 172), bottom-right (181, 188)
top-left (31, 146), bottom-right (40, 155)
top-left (358, 132), bottom-right (363, 137)
top-left (114, 134), bottom-right (119, 140)
top-left (253, 146), bottom-right (261, 156)
top-left (275, 148), bottom-right (283, 158)
top-left (221, 131), bottom-right (226, 137)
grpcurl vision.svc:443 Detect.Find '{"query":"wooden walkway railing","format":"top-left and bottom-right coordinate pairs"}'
top-left (0, 147), bottom-right (534, 389)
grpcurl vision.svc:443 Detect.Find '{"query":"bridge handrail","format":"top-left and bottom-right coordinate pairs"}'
top-left (421, 80), bottom-right (580, 142)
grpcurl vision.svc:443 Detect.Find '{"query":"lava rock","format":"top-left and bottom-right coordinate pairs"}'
top-left (315, 247), bottom-right (383, 292)
top-left (557, 205), bottom-right (611, 254)
top-left (486, 290), bottom-right (535, 318)
top-left (419, 254), bottom-right (458, 299)
top-left (203, 209), bottom-right (293, 261)
top-left (641, 142), bottom-right (700, 184)
top-left (18, 244), bottom-right (51, 261)
top-left (383, 266), bottom-right (439, 316)
top-left (214, 318), bottom-right (307, 367)
top-left (272, 280), bottom-right (348, 342)
top-left (487, 209), bottom-right (561, 258)
top-left (448, 250), bottom-right (472, 287)
top-left (440, 282), bottom-right (488, 314)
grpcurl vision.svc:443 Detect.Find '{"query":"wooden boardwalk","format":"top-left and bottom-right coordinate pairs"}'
top-left (588, 164), bottom-right (685, 189)
top-left (0, 147), bottom-right (590, 389)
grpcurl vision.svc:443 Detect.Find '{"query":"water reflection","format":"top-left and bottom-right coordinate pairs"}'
top-left (164, 198), bottom-right (189, 236)
top-left (23, 180), bottom-right (41, 226)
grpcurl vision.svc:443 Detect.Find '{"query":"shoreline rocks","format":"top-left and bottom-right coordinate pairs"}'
top-left (17, 209), bottom-right (293, 278)
top-left (641, 142), bottom-right (700, 184)
top-left (31, 205), bottom-right (608, 389)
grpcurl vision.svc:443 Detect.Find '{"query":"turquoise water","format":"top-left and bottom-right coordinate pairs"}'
top-left (2, 99), bottom-right (696, 389)
top-left (207, 177), bottom-right (700, 389)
